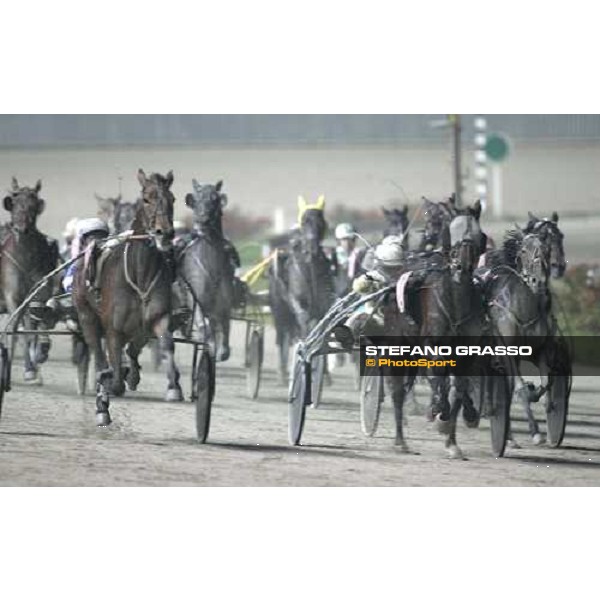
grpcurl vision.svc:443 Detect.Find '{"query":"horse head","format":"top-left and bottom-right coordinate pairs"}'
top-left (524, 211), bottom-right (565, 278)
top-left (113, 200), bottom-right (137, 234)
top-left (446, 200), bottom-right (484, 279)
top-left (185, 179), bottom-right (227, 234)
top-left (382, 205), bottom-right (409, 238)
top-left (421, 196), bottom-right (457, 250)
top-left (95, 193), bottom-right (121, 227)
top-left (4, 177), bottom-right (45, 234)
top-left (517, 233), bottom-right (549, 293)
top-left (135, 169), bottom-right (175, 250)
top-left (297, 195), bottom-right (327, 256)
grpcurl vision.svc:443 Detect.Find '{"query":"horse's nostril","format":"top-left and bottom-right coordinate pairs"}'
top-left (156, 229), bottom-right (163, 235)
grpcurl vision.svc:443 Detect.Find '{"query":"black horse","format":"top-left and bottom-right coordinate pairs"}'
top-left (0, 177), bottom-right (60, 383)
top-left (382, 205), bottom-right (409, 244)
top-left (96, 193), bottom-right (137, 234)
top-left (177, 179), bottom-right (238, 363)
top-left (484, 212), bottom-right (568, 446)
top-left (418, 196), bottom-right (457, 252)
top-left (269, 196), bottom-right (336, 384)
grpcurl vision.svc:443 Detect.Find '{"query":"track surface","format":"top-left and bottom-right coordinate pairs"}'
top-left (1, 323), bottom-right (599, 486)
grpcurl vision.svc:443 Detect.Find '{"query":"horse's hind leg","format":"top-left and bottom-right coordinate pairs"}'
top-left (390, 374), bottom-right (418, 454)
top-left (277, 329), bottom-right (290, 386)
top-left (125, 341), bottom-right (142, 391)
top-left (216, 314), bottom-right (231, 363)
top-left (516, 381), bottom-right (544, 445)
top-left (445, 384), bottom-right (465, 460)
top-left (106, 331), bottom-right (126, 398)
top-left (154, 316), bottom-right (183, 402)
top-left (23, 315), bottom-right (43, 385)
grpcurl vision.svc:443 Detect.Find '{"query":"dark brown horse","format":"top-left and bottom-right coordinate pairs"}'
top-left (383, 202), bottom-right (487, 458)
top-left (0, 177), bottom-right (60, 383)
top-left (73, 169), bottom-right (181, 426)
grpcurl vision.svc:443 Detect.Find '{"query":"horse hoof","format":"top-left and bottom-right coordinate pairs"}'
top-left (24, 371), bottom-right (43, 385)
top-left (507, 439), bottom-right (522, 450)
top-left (394, 440), bottom-right (410, 453)
top-left (111, 382), bottom-right (126, 398)
top-left (165, 388), bottom-right (183, 402)
top-left (532, 433), bottom-right (546, 446)
top-left (96, 412), bottom-right (112, 427)
top-left (446, 445), bottom-right (464, 460)
top-left (126, 374), bottom-right (140, 392)
top-left (464, 416), bottom-right (480, 429)
top-left (425, 406), bottom-right (435, 422)
top-left (435, 414), bottom-right (452, 435)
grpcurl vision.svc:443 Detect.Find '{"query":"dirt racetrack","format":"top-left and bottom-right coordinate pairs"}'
top-left (1, 322), bottom-right (599, 486)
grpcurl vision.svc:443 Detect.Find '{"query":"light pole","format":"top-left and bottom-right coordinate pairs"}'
top-left (430, 115), bottom-right (464, 208)
top-left (449, 114), bottom-right (462, 208)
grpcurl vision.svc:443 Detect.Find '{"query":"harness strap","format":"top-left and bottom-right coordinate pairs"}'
top-left (123, 241), bottom-right (162, 305)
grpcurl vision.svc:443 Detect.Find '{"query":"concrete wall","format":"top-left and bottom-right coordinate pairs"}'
top-left (0, 142), bottom-right (598, 242)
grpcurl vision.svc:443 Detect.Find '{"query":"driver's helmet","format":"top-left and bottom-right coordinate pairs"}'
top-left (335, 223), bottom-right (357, 241)
top-left (62, 217), bottom-right (79, 242)
top-left (374, 235), bottom-right (405, 267)
top-left (76, 218), bottom-right (109, 240)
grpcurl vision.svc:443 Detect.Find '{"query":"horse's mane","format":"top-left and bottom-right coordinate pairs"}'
top-left (486, 229), bottom-right (522, 269)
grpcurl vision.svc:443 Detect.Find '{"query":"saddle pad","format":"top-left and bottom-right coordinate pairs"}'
top-left (396, 271), bottom-right (413, 313)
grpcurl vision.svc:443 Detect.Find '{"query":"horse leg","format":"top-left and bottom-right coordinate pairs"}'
top-left (217, 314), bottom-right (231, 363)
top-left (125, 341), bottom-right (142, 391)
top-left (515, 380), bottom-right (543, 444)
top-left (444, 387), bottom-right (464, 460)
top-left (106, 331), bottom-right (126, 398)
top-left (427, 373), bottom-right (451, 427)
top-left (84, 318), bottom-right (110, 426)
top-left (23, 314), bottom-right (42, 385)
top-left (276, 329), bottom-right (290, 385)
top-left (154, 316), bottom-right (183, 402)
top-left (390, 374), bottom-right (418, 454)
top-left (457, 375), bottom-right (479, 428)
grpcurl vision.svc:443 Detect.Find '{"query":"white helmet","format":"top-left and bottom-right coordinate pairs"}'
top-left (335, 223), bottom-right (357, 240)
top-left (62, 218), bottom-right (79, 241)
top-left (374, 236), bottom-right (404, 267)
top-left (76, 218), bottom-right (109, 239)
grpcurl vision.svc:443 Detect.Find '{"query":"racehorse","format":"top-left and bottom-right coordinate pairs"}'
top-left (484, 212), bottom-right (569, 446)
top-left (269, 196), bottom-right (336, 384)
top-left (177, 179), bottom-right (238, 363)
top-left (383, 201), bottom-right (487, 458)
top-left (96, 193), bottom-right (137, 234)
top-left (73, 169), bottom-right (181, 426)
top-left (0, 177), bottom-right (60, 383)
top-left (382, 205), bottom-right (409, 246)
top-left (418, 196), bottom-right (457, 252)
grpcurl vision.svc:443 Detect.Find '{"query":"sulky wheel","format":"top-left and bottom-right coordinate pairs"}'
top-left (360, 367), bottom-right (385, 437)
top-left (310, 353), bottom-right (326, 409)
top-left (545, 337), bottom-right (571, 448)
top-left (193, 349), bottom-right (215, 444)
top-left (485, 371), bottom-right (511, 458)
top-left (245, 329), bottom-right (263, 400)
top-left (288, 343), bottom-right (311, 446)
top-left (546, 374), bottom-right (570, 448)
